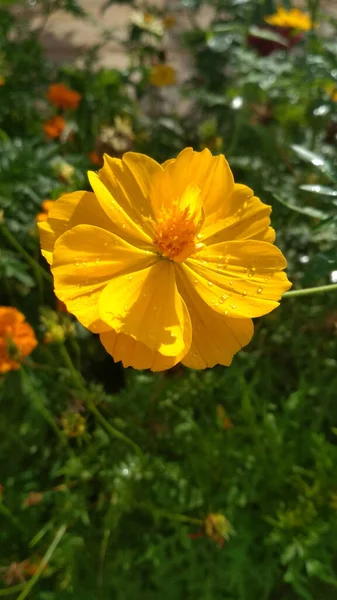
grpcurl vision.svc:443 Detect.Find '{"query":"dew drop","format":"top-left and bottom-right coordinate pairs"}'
top-left (208, 281), bottom-right (213, 287)
top-left (197, 233), bottom-right (203, 240)
top-left (194, 279), bottom-right (199, 285)
top-left (124, 304), bottom-right (129, 311)
top-left (231, 304), bottom-right (237, 309)
top-left (229, 280), bottom-right (233, 286)
top-left (128, 275), bottom-right (133, 281)
top-left (257, 286), bottom-right (263, 294)
top-left (224, 310), bottom-right (228, 315)
top-left (219, 297), bottom-right (225, 304)
top-left (122, 223), bottom-right (126, 229)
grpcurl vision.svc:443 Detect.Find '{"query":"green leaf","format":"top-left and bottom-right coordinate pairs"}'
top-left (291, 145), bottom-right (337, 183)
top-left (300, 184), bottom-right (337, 197)
top-left (248, 26), bottom-right (288, 46)
top-left (272, 193), bottom-right (328, 219)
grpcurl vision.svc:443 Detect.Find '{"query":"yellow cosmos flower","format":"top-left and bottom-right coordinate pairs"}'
top-left (150, 64), bottom-right (176, 87)
top-left (38, 148), bottom-right (291, 371)
top-left (265, 7), bottom-right (314, 31)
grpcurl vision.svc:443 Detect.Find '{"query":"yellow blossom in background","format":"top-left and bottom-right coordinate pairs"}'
top-left (0, 76), bottom-right (5, 86)
top-left (264, 7), bottom-right (314, 31)
top-left (150, 64), bottom-right (176, 87)
top-left (205, 513), bottom-right (234, 546)
top-left (0, 307), bottom-right (37, 373)
top-left (326, 82), bottom-right (337, 102)
top-left (38, 147), bottom-right (291, 371)
top-left (36, 200), bottom-right (54, 223)
top-left (60, 412), bottom-right (86, 437)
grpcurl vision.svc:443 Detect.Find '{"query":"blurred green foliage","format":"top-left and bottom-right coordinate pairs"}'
top-left (1, 0), bottom-right (337, 598)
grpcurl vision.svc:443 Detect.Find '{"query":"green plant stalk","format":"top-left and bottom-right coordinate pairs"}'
top-left (0, 222), bottom-right (52, 284)
top-left (0, 502), bottom-right (26, 535)
top-left (284, 283), bottom-right (337, 298)
top-left (144, 504), bottom-right (203, 526)
top-left (20, 368), bottom-right (66, 445)
top-left (58, 344), bottom-right (143, 456)
top-left (16, 524), bottom-right (67, 600)
top-left (0, 584), bottom-right (25, 597)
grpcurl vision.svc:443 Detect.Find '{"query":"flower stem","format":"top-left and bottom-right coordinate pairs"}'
top-left (20, 368), bottom-right (66, 445)
top-left (0, 584), bottom-right (25, 596)
top-left (0, 501), bottom-right (26, 534)
top-left (0, 222), bottom-right (52, 284)
top-left (58, 344), bottom-right (143, 456)
top-left (284, 283), bottom-right (337, 298)
top-left (16, 524), bottom-right (67, 600)
top-left (145, 505), bottom-right (203, 526)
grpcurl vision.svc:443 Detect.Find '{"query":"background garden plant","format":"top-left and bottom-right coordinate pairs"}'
top-left (1, 0), bottom-right (337, 598)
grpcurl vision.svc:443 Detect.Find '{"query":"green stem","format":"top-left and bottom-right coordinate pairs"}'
top-left (16, 524), bottom-right (67, 600)
top-left (0, 502), bottom-right (26, 534)
top-left (284, 283), bottom-right (337, 298)
top-left (58, 344), bottom-right (143, 456)
top-left (20, 368), bottom-right (66, 445)
top-left (0, 222), bottom-right (52, 284)
top-left (0, 584), bottom-right (25, 597)
top-left (145, 505), bottom-right (203, 526)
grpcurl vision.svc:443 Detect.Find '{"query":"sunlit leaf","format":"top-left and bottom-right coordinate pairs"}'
top-left (300, 184), bottom-right (337, 197)
top-left (273, 193), bottom-right (328, 219)
top-left (291, 145), bottom-right (337, 183)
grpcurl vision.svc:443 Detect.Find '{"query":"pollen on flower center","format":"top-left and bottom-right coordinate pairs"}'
top-left (152, 207), bottom-right (197, 262)
top-left (151, 183), bottom-right (204, 263)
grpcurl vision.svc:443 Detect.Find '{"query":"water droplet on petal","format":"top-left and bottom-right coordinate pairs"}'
top-left (242, 291), bottom-right (247, 296)
top-left (124, 304), bottom-right (129, 311)
top-left (257, 286), bottom-right (263, 294)
top-left (208, 281), bottom-right (213, 287)
top-left (224, 310), bottom-right (228, 315)
top-left (128, 275), bottom-right (133, 280)
top-left (231, 304), bottom-right (237, 309)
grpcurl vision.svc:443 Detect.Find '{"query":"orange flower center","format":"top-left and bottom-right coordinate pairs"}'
top-left (152, 188), bottom-right (204, 263)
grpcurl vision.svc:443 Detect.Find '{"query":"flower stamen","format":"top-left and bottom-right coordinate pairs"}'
top-left (152, 185), bottom-right (204, 262)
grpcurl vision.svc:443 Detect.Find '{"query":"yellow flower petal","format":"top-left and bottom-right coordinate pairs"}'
top-left (99, 260), bottom-right (191, 358)
top-left (201, 184), bottom-right (273, 244)
top-left (154, 148), bottom-right (234, 222)
top-left (38, 191), bottom-right (84, 264)
top-left (182, 240), bottom-right (291, 319)
top-left (52, 225), bottom-right (156, 332)
top-left (88, 170), bottom-right (154, 247)
top-left (177, 270), bottom-right (254, 368)
top-left (98, 152), bottom-right (163, 231)
top-left (100, 330), bottom-right (183, 371)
